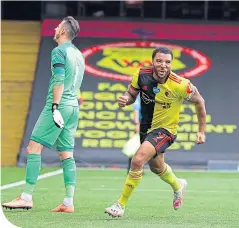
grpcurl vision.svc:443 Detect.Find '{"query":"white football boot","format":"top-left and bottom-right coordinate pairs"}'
top-left (173, 178), bottom-right (188, 210)
top-left (105, 201), bottom-right (125, 217)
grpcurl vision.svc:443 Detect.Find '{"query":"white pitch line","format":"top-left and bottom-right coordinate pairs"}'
top-left (1, 169), bottom-right (63, 191)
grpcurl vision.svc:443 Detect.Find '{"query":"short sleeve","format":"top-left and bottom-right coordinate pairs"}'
top-left (51, 47), bottom-right (66, 85)
top-left (51, 47), bottom-right (65, 66)
top-left (178, 79), bottom-right (196, 100)
top-left (130, 71), bottom-right (140, 90)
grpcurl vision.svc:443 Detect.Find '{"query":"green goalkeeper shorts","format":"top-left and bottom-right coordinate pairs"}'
top-left (30, 105), bottom-right (79, 151)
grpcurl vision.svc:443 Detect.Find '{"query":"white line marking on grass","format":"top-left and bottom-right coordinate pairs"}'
top-left (1, 169), bottom-right (63, 191)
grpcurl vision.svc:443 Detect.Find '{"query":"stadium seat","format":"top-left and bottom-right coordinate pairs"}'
top-left (1, 21), bottom-right (41, 166)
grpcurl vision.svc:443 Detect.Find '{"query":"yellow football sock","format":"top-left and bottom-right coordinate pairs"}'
top-left (118, 169), bottom-right (143, 207)
top-left (159, 164), bottom-right (180, 192)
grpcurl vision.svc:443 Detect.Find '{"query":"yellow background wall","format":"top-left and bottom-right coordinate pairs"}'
top-left (1, 21), bottom-right (41, 166)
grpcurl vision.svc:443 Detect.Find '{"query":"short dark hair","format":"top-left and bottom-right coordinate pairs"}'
top-left (152, 47), bottom-right (173, 60)
top-left (63, 16), bottom-right (80, 40)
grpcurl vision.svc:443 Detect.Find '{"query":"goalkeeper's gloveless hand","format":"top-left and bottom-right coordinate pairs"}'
top-left (52, 103), bottom-right (64, 128)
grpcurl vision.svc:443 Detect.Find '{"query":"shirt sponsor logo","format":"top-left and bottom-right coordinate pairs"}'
top-left (141, 92), bottom-right (155, 104)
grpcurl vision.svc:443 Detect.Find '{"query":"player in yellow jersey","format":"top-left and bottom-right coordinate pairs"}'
top-left (105, 46), bottom-right (206, 217)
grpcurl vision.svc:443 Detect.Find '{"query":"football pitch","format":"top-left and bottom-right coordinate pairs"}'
top-left (1, 168), bottom-right (239, 228)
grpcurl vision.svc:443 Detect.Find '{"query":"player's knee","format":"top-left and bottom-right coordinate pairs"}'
top-left (26, 145), bottom-right (41, 154)
top-left (26, 141), bottom-right (42, 154)
top-left (131, 156), bottom-right (144, 169)
top-left (26, 146), bottom-right (32, 154)
top-left (26, 145), bottom-right (32, 154)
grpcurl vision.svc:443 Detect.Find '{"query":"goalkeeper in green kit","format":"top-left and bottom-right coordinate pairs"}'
top-left (2, 16), bottom-right (85, 213)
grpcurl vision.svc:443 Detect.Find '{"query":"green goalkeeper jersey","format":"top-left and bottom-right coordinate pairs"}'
top-left (46, 41), bottom-right (85, 107)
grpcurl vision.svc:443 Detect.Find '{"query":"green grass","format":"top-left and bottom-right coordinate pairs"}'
top-left (1, 167), bottom-right (59, 185)
top-left (1, 168), bottom-right (239, 228)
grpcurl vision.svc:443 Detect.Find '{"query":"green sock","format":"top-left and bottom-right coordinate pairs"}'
top-left (23, 154), bottom-right (41, 195)
top-left (62, 157), bottom-right (76, 198)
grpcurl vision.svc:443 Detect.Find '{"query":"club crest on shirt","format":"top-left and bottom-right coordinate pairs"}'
top-left (165, 90), bottom-right (171, 97)
top-left (153, 87), bottom-right (160, 94)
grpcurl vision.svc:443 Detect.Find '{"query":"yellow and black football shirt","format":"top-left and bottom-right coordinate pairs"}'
top-left (130, 66), bottom-right (195, 135)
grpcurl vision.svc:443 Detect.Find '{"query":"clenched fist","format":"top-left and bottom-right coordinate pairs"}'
top-left (118, 95), bottom-right (129, 107)
top-left (196, 132), bottom-right (206, 144)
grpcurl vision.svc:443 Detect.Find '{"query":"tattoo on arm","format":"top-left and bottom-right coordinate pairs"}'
top-left (188, 89), bottom-right (206, 133)
top-left (125, 86), bottom-right (139, 105)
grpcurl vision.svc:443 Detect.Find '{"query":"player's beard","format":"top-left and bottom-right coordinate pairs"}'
top-left (53, 33), bottom-right (60, 42)
top-left (153, 66), bottom-right (170, 83)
